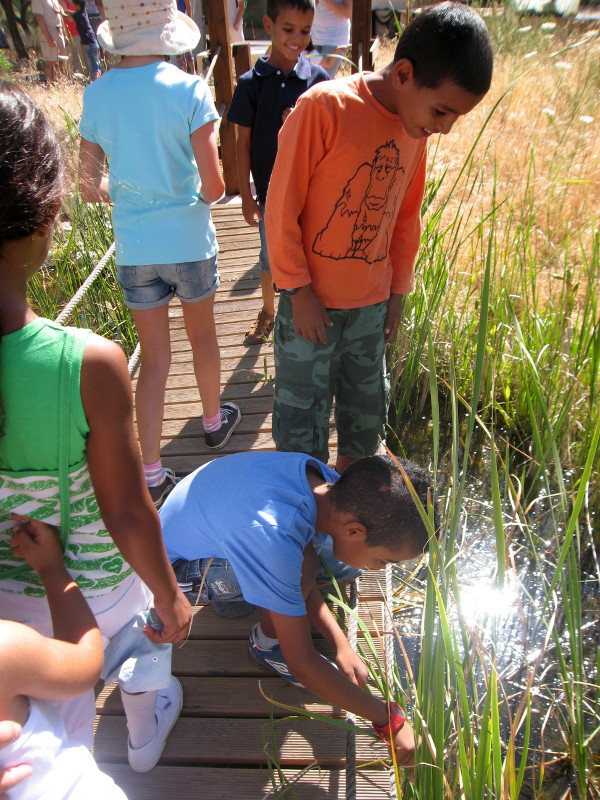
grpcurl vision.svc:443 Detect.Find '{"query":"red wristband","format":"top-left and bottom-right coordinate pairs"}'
top-left (372, 702), bottom-right (406, 743)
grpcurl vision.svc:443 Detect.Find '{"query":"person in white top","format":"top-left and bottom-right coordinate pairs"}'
top-left (309, 0), bottom-right (351, 77)
top-left (0, 517), bottom-right (127, 800)
top-left (31, 0), bottom-right (68, 82)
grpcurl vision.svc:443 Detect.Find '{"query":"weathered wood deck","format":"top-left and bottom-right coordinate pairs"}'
top-left (94, 202), bottom-right (397, 799)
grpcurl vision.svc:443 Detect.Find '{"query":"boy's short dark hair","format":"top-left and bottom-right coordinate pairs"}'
top-left (328, 455), bottom-right (438, 553)
top-left (266, 0), bottom-right (315, 22)
top-left (394, 2), bottom-right (493, 97)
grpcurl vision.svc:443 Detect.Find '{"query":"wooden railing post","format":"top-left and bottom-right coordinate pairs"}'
top-left (204, 0), bottom-right (239, 195)
top-left (233, 41), bottom-right (251, 81)
top-left (351, 0), bottom-right (372, 73)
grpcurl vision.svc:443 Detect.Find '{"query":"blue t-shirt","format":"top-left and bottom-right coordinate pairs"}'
top-left (79, 63), bottom-right (219, 266)
top-left (159, 452), bottom-right (339, 616)
top-left (227, 56), bottom-right (329, 204)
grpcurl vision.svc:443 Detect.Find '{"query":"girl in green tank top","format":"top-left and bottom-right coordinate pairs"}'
top-left (0, 79), bottom-right (191, 775)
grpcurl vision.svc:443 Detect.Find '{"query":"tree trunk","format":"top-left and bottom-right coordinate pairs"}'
top-left (0, 0), bottom-right (29, 59)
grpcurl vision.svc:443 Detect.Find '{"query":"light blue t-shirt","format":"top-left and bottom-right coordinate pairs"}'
top-left (159, 452), bottom-right (339, 616)
top-left (79, 62), bottom-right (219, 266)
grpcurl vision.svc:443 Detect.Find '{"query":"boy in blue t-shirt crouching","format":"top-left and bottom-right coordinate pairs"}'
top-left (159, 451), bottom-right (437, 768)
top-left (227, 0), bottom-right (328, 345)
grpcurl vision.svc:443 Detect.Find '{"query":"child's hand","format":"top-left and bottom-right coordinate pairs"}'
top-left (0, 721), bottom-right (32, 799)
top-left (336, 646), bottom-right (369, 688)
top-left (241, 195), bottom-right (262, 228)
top-left (384, 293), bottom-right (404, 343)
top-left (391, 718), bottom-right (418, 772)
top-left (281, 106), bottom-right (294, 124)
top-left (10, 515), bottom-right (64, 577)
top-left (290, 285), bottom-right (333, 343)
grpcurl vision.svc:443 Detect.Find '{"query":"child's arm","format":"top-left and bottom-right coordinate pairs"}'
top-left (232, 0), bottom-right (245, 31)
top-left (3, 516), bottom-right (103, 699)
top-left (190, 120), bottom-right (225, 205)
top-left (272, 611), bottom-right (417, 767)
top-left (78, 138), bottom-right (111, 204)
top-left (235, 125), bottom-right (261, 228)
top-left (304, 584), bottom-right (368, 687)
top-left (80, 335), bottom-right (191, 644)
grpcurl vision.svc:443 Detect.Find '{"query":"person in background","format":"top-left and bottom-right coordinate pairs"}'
top-left (176, 0), bottom-right (196, 74)
top-left (31, 0), bottom-right (67, 82)
top-left (64, 0), bottom-right (102, 80)
top-left (62, 0), bottom-right (85, 74)
top-left (310, 0), bottom-right (351, 78)
top-left (86, 0), bottom-right (104, 37)
top-left (228, 0), bottom-right (245, 44)
top-left (227, 0), bottom-right (328, 346)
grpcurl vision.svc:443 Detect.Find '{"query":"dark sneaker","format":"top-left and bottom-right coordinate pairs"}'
top-left (148, 468), bottom-right (178, 509)
top-left (204, 402), bottom-right (241, 449)
top-left (248, 623), bottom-right (304, 687)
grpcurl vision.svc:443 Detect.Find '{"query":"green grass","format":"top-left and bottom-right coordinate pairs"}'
top-left (27, 196), bottom-right (137, 356)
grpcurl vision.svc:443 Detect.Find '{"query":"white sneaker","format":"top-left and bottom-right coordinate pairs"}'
top-left (127, 676), bottom-right (183, 773)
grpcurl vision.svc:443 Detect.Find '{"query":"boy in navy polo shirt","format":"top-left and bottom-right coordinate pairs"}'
top-left (227, 0), bottom-right (328, 345)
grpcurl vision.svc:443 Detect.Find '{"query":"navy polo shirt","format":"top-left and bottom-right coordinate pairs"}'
top-left (227, 56), bottom-right (329, 204)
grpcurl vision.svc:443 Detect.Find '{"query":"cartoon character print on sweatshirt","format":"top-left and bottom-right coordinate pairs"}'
top-left (313, 141), bottom-right (404, 263)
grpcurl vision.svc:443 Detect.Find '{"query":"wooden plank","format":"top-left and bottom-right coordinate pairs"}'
top-left (94, 715), bottom-right (389, 767)
top-left (97, 677), bottom-right (342, 718)
top-left (94, 716), bottom-right (348, 766)
top-left (99, 765), bottom-right (395, 800)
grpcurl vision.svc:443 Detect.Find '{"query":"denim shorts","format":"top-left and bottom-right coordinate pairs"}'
top-left (101, 610), bottom-right (172, 693)
top-left (172, 557), bottom-right (255, 618)
top-left (258, 201), bottom-right (271, 275)
top-left (116, 255), bottom-right (219, 310)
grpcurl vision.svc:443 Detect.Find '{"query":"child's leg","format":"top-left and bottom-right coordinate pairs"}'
top-left (245, 203), bottom-right (275, 344)
top-left (273, 296), bottom-right (343, 463)
top-left (180, 295), bottom-right (220, 420)
top-left (131, 305), bottom-right (172, 465)
top-left (335, 301), bottom-right (389, 471)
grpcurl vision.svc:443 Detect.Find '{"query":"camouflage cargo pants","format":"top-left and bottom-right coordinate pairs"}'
top-left (273, 295), bottom-right (390, 464)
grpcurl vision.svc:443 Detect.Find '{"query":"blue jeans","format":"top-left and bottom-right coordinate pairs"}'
top-left (172, 557), bottom-right (255, 618)
top-left (83, 42), bottom-right (100, 76)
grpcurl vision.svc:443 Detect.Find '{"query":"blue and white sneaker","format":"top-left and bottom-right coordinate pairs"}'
top-left (248, 623), bottom-right (304, 688)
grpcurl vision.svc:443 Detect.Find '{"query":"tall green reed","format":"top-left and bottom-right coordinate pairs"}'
top-left (28, 197), bottom-right (137, 356)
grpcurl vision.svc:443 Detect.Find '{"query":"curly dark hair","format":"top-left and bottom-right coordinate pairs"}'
top-left (0, 80), bottom-right (65, 251)
top-left (394, 2), bottom-right (493, 97)
top-left (327, 455), bottom-right (439, 552)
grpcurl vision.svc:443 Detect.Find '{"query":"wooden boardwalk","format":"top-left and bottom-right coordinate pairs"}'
top-left (94, 202), bottom-right (397, 799)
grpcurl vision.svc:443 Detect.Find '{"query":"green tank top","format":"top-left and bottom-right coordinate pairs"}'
top-left (0, 318), bottom-right (132, 597)
top-left (0, 318), bottom-right (89, 474)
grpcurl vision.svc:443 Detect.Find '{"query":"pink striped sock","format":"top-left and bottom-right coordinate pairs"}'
top-left (143, 459), bottom-right (165, 487)
top-left (203, 410), bottom-right (222, 434)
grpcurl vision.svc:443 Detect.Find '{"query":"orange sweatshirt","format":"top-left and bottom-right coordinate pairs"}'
top-left (265, 73), bottom-right (427, 309)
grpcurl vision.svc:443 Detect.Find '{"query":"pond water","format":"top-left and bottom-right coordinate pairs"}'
top-left (389, 415), bottom-right (599, 798)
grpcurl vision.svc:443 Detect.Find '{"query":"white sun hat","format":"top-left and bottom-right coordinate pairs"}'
top-left (97, 0), bottom-right (200, 56)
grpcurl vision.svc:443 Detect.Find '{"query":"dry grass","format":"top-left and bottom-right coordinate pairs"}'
top-left (26, 20), bottom-right (600, 305)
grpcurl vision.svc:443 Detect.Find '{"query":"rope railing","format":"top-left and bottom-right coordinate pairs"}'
top-left (54, 241), bottom-right (116, 326)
